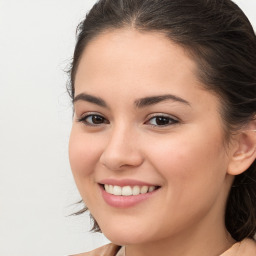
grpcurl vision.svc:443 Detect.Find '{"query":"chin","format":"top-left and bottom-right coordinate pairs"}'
top-left (99, 221), bottom-right (156, 246)
top-left (104, 231), bottom-right (144, 246)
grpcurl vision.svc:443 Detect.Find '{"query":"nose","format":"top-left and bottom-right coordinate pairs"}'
top-left (99, 126), bottom-right (144, 171)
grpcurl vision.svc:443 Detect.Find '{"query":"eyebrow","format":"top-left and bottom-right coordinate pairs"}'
top-left (73, 93), bottom-right (190, 108)
top-left (134, 94), bottom-right (190, 108)
top-left (73, 93), bottom-right (108, 108)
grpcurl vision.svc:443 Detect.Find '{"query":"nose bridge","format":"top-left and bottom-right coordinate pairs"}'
top-left (100, 122), bottom-right (143, 170)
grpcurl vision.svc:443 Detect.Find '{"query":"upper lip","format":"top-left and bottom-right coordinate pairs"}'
top-left (98, 178), bottom-right (160, 187)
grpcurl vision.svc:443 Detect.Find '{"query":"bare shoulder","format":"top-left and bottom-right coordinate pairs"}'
top-left (239, 238), bottom-right (256, 255)
top-left (70, 243), bottom-right (121, 256)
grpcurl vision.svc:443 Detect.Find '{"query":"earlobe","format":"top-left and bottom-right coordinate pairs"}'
top-left (227, 122), bottom-right (256, 176)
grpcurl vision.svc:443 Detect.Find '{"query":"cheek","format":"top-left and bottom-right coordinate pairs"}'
top-left (69, 128), bottom-right (101, 180)
top-left (68, 128), bottom-right (106, 208)
top-left (143, 134), bottom-right (229, 231)
top-left (145, 129), bottom-right (228, 197)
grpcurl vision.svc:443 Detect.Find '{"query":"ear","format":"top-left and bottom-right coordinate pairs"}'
top-left (227, 120), bottom-right (256, 176)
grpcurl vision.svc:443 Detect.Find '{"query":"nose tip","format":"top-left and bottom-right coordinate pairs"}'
top-left (100, 151), bottom-right (143, 171)
top-left (99, 132), bottom-right (143, 171)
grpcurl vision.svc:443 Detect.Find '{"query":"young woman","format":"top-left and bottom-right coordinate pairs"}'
top-left (68, 0), bottom-right (256, 255)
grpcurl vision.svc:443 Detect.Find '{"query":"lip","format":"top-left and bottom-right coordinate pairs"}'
top-left (98, 180), bottom-right (160, 208)
top-left (99, 178), bottom-right (159, 187)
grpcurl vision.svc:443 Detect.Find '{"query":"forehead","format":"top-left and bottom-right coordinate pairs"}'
top-left (74, 29), bottom-right (200, 92)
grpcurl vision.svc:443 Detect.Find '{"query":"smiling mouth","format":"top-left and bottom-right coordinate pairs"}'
top-left (101, 184), bottom-right (160, 196)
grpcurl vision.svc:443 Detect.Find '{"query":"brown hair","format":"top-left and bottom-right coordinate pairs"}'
top-left (68, 0), bottom-right (256, 241)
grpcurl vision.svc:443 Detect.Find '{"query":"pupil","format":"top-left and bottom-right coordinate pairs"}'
top-left (156, 117), bottom-right (169, 125)
top-left (92, 115), bottom-right (103, 124)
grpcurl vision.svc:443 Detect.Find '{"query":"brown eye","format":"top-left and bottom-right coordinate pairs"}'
top-left (147, 115), bottom-right (178, 126)
top-left (155, 117), bottom-right (170, 125)
top-left (78, 114), bottom-right (109, 126)
top-left (91, 115), bottom-right (105, 124)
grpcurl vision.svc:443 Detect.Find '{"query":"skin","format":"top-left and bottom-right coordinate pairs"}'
top-left (69, 29), bottom-right (240, 256)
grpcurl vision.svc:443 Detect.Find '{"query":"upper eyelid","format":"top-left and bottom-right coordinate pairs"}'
top-left (76, 112), bottom-right (107, 122)
top-left (146, 113), bottom-right (179, 121)
top-left (77, 111), bottom-right (105, 119)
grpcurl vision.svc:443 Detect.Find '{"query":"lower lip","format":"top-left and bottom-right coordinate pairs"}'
top-left (100, 185), bottom-right (159, 208)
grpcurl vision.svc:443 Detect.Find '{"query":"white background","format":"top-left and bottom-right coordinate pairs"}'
top-left (0, 1), bottom-right (255, 255)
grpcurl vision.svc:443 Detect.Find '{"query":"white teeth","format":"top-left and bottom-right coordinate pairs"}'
top-left (140, 186), bottom-right (148, 194)
top-left (104, 184), bottom-right (158, 196)
top-left (109, 185), bottom-right (113, 194)
top-left (149, 186), bottom-right (155, 192)
top-left (132, 186), bottom-right (140, 195)
top-left (122, 186), bottom-right (133, 196)
top-left (113, 185), bottom-right (122, 195)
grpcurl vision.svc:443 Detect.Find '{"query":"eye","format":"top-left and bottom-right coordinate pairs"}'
top-left (77, 113), bottom-right (109, 126)
top-left (146, 115), bottom-right (179, 127)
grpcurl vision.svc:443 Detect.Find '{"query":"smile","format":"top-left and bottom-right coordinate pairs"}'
top-left (99, 182), bottom-right (160, 208)
top-left (104, 184), bottom-right (158, 196)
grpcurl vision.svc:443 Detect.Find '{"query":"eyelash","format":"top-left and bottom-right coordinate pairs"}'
top-left (77, 113), bottom-right (179, 127)
top-left (145, 114), bottom-right (179, 127)
top-left (77, 113), bottom-right (109, 126)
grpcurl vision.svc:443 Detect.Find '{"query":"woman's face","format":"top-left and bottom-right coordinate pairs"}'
top-left (69, 29), bottom-right (235, 245)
